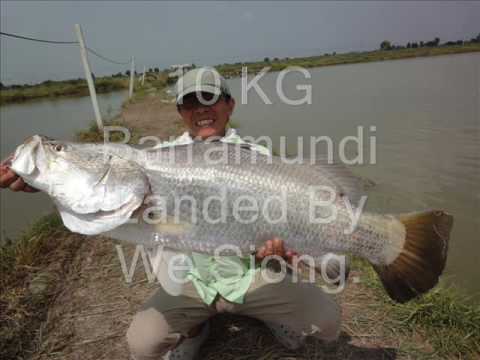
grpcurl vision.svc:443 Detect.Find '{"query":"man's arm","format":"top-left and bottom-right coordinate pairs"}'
top-left (0, 155), bottom-right (38, 192)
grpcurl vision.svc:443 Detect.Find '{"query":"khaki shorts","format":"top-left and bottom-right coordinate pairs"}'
top-left (127, 269), bottom-right (341, 359)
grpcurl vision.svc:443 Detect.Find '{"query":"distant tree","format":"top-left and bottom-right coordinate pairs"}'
top-left (264, 57), bottom-right (270, 63)
top-left (0, 81), bottom-right (3, 89)
top-left (406, 42), bottom-right (411, 48)
top-left (191, 64), bottom-right (197, 69)
top-left (476, 33), bottom-right (480, 42)
top-left (273, 57), bottom-right (279, 62)
top-left (434, 37), bottom-right (440, 46)
top-left (154, 67), bottom-right (159, 73)
top-left (380, 40), bottom-right (392, 50)
top-left (125, 70), bottom-right (130, 76)
top-left (456, 40), bottom-right (464, 46)
top-left (332, 51), bottom-right (336, 56)
top-left (420, 41), bottom-right (424, 47)
top-left (148, 68), bottom-right (153, 73)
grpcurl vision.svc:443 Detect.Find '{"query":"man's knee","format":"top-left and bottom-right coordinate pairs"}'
top-left (291, 285), bottom-right (341, 342)
top-left (127, 308), bottom-right (179, 359)
top-left (307, 296), bottom-right (341, 342)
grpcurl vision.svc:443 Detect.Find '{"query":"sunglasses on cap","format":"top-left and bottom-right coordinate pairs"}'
top-left (177, 92), bottom-right (226, 111)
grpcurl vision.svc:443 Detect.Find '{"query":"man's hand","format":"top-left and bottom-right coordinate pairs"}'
top-left (255, 237), bottom-right (298, 264)
top-left (0, 155), bottom-right (38, 192)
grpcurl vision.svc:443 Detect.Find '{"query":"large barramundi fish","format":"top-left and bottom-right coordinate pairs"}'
top-left (9, 135), bottom-right (453, 303)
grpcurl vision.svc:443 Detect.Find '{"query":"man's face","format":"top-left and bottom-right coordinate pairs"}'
top-left (177, 92), bottom-right (235, 140)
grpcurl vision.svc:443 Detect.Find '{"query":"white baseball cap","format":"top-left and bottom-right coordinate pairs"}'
top-left (175, 67), bottom-right (231, 104)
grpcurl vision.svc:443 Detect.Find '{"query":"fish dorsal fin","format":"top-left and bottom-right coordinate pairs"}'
top-left (305, 157), bottom-right (375, 205)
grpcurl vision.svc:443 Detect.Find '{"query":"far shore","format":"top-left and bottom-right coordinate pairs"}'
top-left (0, 77), bottom-right (129, 106)
top-left (1, 42), bottom-right (479, 106)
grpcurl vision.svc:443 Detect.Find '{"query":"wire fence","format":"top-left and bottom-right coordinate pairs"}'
top-left (1, 27), bottom-right (138, 128)
top-left (0, 31), bottom-right (78, 44)
top-left (0, 30), bottom-right (130, 65)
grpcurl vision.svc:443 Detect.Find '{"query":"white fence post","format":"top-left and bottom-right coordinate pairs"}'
top-left (129, 56), bottom-right (135, 98)
top-left (142, 65), bottom-right (146, 86)
top-left (74, 24), bottom-right (103, 131)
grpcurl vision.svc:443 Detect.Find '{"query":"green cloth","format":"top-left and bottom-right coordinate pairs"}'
top-left (159, 129), bottom-right (270, 305)
top-left (186, 252), bottom-right (259, 305)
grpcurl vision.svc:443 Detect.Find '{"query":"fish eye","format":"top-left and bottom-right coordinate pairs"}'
top-left (54, 144), bottom-right (65, 152)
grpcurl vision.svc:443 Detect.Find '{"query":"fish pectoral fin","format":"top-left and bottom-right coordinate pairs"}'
top-left (93, 160), bottom-right (112, 187)
top-left (135, 209), bottom-right (192, 237)
top-left (154, 221), bottom-right (191, 236)
top-left (103, 220), bottom-right (193, 251)
top-left (134, 213), bottom-right (193, 242)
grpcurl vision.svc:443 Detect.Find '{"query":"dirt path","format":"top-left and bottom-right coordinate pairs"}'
top-left (119, 94), bottom-right (185, 141)
top-left (28, 95), bottom-right (431, 360)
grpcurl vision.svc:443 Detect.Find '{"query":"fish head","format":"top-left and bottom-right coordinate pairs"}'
top-left (10, 135), bottom-right (149, 234)
top-left (11, 135), bottom-right (109, 199)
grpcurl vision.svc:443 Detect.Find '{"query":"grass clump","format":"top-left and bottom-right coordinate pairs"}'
top-left (353, 259), bottom-right (480, 358)
top-left (0, 213), bottom-right (82, 359)
top-left (75, 118), bottom-right (141, 144)
top-left (392, 286), bottom-right (480, 357)
top-left (0, 214), bottom-right (63, 283)
top-left (125, 72), bottom-right (170, 105)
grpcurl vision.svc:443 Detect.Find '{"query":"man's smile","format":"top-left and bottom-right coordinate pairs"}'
top-left (195, 119), bottom-right (215, 127)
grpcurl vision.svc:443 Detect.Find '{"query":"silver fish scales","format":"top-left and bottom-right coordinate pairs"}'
top-left (10, 135), bottom-right (453, 303)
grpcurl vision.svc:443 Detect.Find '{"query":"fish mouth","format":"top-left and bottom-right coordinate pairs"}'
top-left (11, 134), bottom-right (58, 177)
top-left (11, 135), bottom-right (45, 176)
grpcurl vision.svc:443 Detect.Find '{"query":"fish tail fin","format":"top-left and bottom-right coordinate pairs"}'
top-left (373, 210), bottom-right (453, 303)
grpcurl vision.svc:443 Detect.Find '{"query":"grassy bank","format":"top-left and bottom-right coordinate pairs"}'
top-left (75, 119), bottom-right (141, 144)
top-left (0, 77), bottom-right (128, 105)
top-left (0, 214), bottom-right (83, 359)
top-left (0, 71), bottom-right (169, 106)
top-left (216, 43), bottom-right (480, 77)
top-left (353, 259), bottom-right (480, 358)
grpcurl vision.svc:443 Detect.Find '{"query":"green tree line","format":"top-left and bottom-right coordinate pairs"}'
top-left (380, 33), bottom-right (480, 50)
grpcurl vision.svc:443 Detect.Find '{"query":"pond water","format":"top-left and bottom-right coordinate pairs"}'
top-left (228, 53), bottom-right (480, 299)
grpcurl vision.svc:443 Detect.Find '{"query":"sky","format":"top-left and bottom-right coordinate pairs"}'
top-left (1, 1), bottom-right (479, 85)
